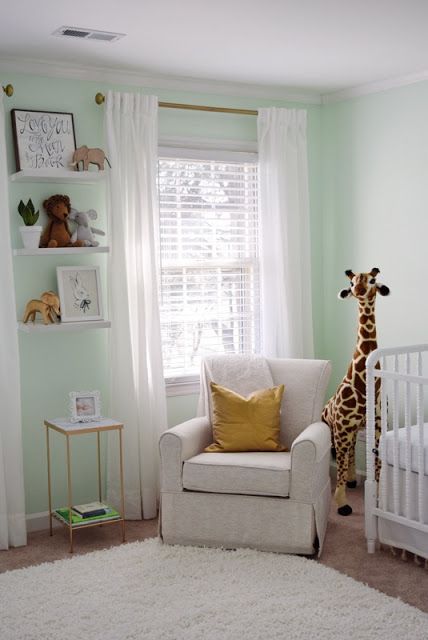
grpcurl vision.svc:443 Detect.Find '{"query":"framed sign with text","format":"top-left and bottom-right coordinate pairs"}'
top-left (11, 109), bottom-right (76, 171)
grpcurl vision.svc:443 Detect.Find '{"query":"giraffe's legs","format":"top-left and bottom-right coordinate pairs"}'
top-left (334, 438), bottom-right (352, 516)
top-left (346, 430), bottom-right (358, 488)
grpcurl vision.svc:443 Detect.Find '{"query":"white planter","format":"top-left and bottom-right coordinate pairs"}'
top-left (20, 225), bottom-right (42, 249)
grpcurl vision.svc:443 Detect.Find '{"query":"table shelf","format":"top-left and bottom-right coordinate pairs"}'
top-left (53, 508), bottom-right (123, 530)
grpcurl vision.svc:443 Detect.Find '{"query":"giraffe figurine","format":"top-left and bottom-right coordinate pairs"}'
top-left (322, 268), bottom-right (390, 516)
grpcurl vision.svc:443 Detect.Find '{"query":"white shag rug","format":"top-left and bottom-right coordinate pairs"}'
top-left (1, 538), bottom-right (427, 640)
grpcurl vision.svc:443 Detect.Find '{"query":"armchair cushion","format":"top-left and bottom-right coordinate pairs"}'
top-left (183, 451), bottom-right (291, 497)
top-left (205, 383), bottom-right (286, 453)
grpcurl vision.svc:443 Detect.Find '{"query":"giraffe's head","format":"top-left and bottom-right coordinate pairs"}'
top-left (338, 268), bottom-right (390, 301)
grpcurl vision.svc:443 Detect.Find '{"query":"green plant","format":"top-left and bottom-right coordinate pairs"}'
top-left (18, 199), bottom-right (39, 226)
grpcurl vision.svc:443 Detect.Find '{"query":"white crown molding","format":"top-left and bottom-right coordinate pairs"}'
top-left (322, 68), bottom-right (428, 104)
top-left (0, 55), bottom-right (322, 104)
top-left (5, 54), bottom-right (428, 107)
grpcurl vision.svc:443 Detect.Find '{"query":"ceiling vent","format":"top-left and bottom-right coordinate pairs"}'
top-left (52, 26), bottom-right (125, 43)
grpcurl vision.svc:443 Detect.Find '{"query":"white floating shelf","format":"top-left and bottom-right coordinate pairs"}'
top-left (10, 169), bottom-right (106, 184)
top-left (18, 321), bottom-right (111, 333)
top-left (14, 247), bottom-right (110, 256)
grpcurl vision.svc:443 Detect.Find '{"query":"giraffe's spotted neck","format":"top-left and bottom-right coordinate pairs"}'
top-left (355, 294), bottom-right (377, 357)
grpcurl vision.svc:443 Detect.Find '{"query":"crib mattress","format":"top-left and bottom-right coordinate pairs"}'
top-left (380, 423), bottom-right (428, 475)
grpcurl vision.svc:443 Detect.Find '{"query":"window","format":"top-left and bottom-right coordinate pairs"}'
top-left (158, 152), bottom-right (260, 386)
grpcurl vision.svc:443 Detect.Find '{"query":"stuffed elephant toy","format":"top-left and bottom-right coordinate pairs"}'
top-left (69, 208), bottom-right (105, 247)
top-left (23, 291), bottom-right (60, 325)
top-left (70, 145), bottom-right (111, 171)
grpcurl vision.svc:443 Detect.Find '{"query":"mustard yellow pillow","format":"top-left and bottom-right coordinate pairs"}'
top-left (205, 382), bottom-right (286, 453)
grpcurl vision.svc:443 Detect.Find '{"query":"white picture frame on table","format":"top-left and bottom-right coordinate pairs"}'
top-left (69, 390), bottom-right (102, 423)
top-left (57, 266), bottom-right (103, 322)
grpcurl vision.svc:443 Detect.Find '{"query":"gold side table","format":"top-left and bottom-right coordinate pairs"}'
top-left (44, 417), bottom-right (125, 553)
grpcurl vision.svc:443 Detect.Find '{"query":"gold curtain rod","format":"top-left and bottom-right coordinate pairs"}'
top-left (94, 92), bottom-right (257, 116)
top-left (2, 84), bottom-right (14, 97)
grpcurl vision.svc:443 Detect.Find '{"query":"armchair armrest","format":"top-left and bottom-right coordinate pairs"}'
top-left (159, 417), bottom-right (212, 492)
top-left (289, 421), bottom-right (331, 502)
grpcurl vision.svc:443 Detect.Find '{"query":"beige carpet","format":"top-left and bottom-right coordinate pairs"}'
top-left (320, 485), bottom-right (428, 612)
top-left (0, 486), bottom-right (427, 612)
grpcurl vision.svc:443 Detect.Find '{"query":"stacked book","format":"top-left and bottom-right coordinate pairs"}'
top-left (54, 501), bottom-right (121, 528)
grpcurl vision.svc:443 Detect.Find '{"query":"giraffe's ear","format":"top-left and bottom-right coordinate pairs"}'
top-left (377, 283), bottom-right (390, 296)
top-left (338, 288), bottom-right (352, 299)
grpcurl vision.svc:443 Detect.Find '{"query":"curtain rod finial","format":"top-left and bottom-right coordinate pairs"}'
top-left (95, 92), bottom-right (105, 105)
top-left (2, 84), bottom-right (13, 97)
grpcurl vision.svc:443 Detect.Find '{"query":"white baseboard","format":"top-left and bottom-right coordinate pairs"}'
top-left (26, 511), bottom-right (61, 533)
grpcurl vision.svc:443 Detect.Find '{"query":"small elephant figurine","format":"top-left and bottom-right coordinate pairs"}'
top-left (68, 208), bottom-right (106, 247)
top-left (23, 291), bottom-right (61, 325)
top-left (70, 145), bottom-right (111, 171)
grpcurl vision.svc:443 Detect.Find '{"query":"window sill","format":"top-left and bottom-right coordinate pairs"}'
top-left (165, 379), bottom-right (200, 397)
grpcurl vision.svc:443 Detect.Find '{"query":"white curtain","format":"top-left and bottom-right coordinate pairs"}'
top-left (257, 108), bottom-right (314, 359)
top-left (104, 92), bottom-right (167, 520)
top-left (0, 93), bottom-right (27, 548)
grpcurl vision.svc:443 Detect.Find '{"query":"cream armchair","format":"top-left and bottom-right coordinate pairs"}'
top-left (159, 357), bottom-right (332, 555)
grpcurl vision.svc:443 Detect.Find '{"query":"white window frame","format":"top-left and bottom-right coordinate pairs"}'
top-left (158, 137), bottom-right (259, 397)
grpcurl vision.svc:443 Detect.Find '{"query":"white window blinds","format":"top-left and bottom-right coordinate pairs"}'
top-left (158, 155), bottom-right (260, 380)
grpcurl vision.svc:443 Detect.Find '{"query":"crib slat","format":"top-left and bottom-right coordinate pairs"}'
top-left (365, 355), bottom-right (376, 485)
top-left (404, 353), bottom-right (412, 520)
top-left (417, 383), bottom-right (425, 524)
top-left (380, 364), bottom-right (388, 512)
top-left (416, 353), bottom-right (424, 524)
top-left (365, 352), bottom-right (379, 552)
top-left (392, 356), bottom-right (400, 515)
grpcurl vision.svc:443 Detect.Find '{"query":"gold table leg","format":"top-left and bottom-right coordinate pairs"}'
top-left (66, 435), bottom-right (73, 553)
top-left (119, 428), bottom-right (126, 542)
top-left (46, 426), bottom-right (53, 536)
top-left (97, 431), bottom-right (102, 502)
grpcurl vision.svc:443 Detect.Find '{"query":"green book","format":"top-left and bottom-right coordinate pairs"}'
top-left (55, 506), bottom-right (120, 527)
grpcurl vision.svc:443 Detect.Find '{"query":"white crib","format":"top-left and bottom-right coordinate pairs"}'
top-left (365, 344), bottom-right (428, 559)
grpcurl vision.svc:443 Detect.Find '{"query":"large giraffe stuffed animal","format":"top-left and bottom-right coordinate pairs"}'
top-left (322, 268), bottom-right (390, 516)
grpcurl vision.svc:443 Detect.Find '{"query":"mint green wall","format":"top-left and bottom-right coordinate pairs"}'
top-left (322, 81), bottom-right (428, 469)
top-left (323, 81), bottom-right (428, 381)
top-left (4, 71), bottom-right (323, 515)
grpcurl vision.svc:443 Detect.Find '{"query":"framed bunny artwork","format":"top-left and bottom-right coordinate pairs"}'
top-left (56, 266), bottom-right (104, 322)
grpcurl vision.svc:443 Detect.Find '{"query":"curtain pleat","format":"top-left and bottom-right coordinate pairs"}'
top-left (104, 92), bottom-right (167, 519)
top-left (257, 108), bottom-right (314, 359)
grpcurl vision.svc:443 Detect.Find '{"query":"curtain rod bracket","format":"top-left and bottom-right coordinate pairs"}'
top-left (2, 84), bottom-right (14, 97)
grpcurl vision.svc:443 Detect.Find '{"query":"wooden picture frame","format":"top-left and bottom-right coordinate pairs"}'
top-left (69, 390), bottom-right (102, 423)
top-left (11, 109), bottom-right (77, 171)
top-left (56, 266), bottom-right (104, 323)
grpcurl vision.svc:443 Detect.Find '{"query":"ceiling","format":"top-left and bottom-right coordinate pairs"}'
top-left (2, 0), bottom-right (428, 98)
